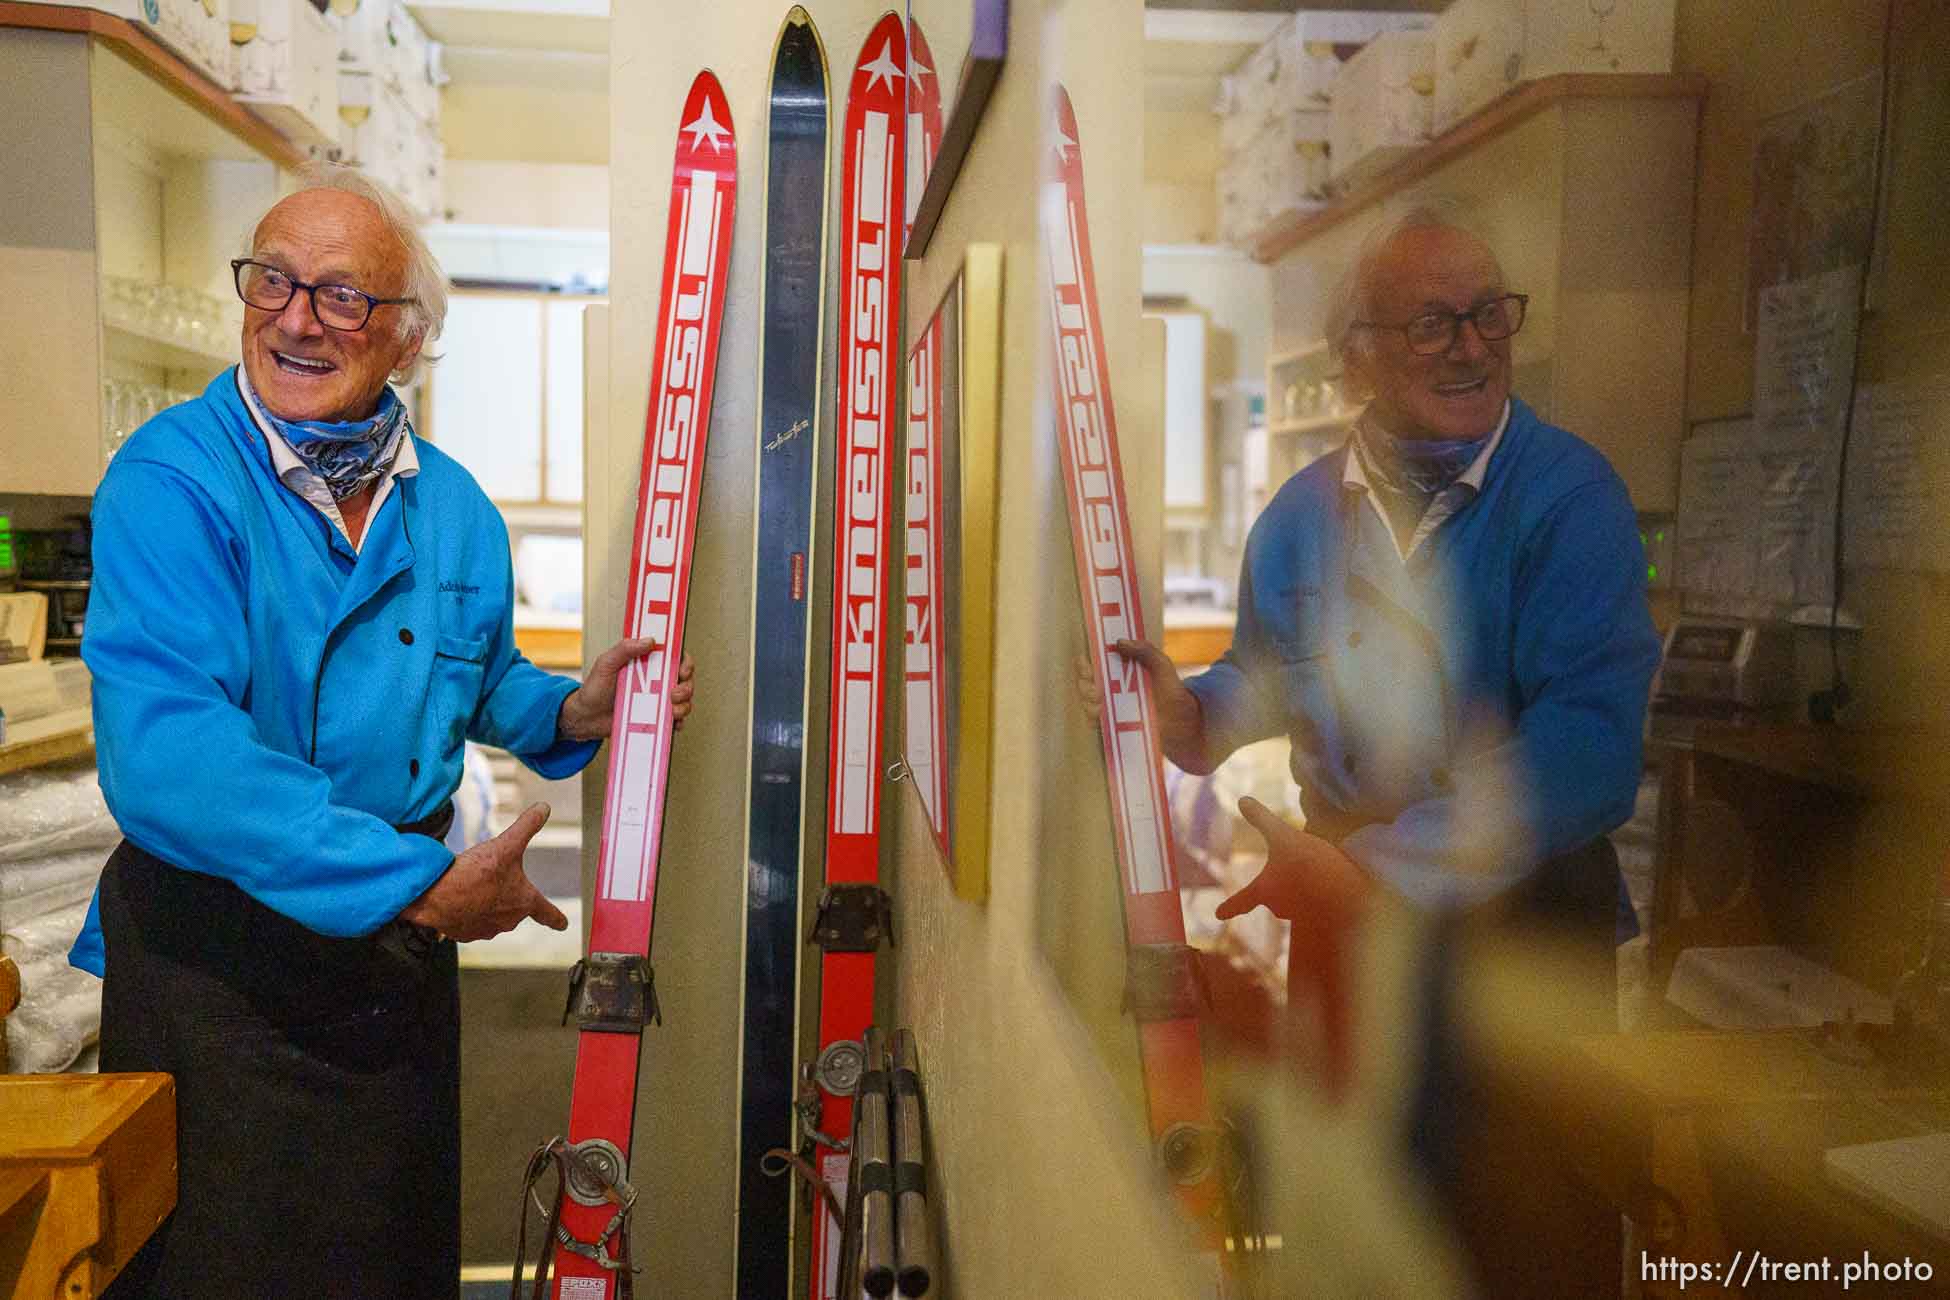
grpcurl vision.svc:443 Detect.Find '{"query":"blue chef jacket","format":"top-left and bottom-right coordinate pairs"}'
top-left (69, 369), bottom-right (597, 975)
top-left (1185, 397), bottom-right (1660, 911)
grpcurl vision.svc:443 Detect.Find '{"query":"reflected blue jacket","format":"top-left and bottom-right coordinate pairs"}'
top-left (1185, 397), bottom-right (1659, 910)
top-left (69, 369), bottom-right (597, 975)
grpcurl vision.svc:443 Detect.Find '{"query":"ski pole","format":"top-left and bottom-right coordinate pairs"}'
top-left (892, 1030), bottom-right (934, 1296)
top-left (858, 1027), bottom-right (897, 1297)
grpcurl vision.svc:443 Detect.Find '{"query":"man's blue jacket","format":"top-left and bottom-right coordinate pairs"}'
top-left (70, 369), bottom-right (596, 975)
top-left (1185, 397), bottom-right (1661, 910)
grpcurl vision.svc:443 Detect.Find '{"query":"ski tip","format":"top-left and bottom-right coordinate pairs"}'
top-left (679, 70), bottom-right (736, 159)
top-left (777, 4), bottom-right (827, 69)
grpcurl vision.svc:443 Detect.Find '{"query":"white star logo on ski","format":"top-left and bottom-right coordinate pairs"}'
top-left (909, 52), bottom-right (934, 86)
top-left (859, 40), bottom-right (904, 94)
top-left (682, 100), bottom-right (730, 154)
top-left (1052, 125), bottom-right (1077, 168)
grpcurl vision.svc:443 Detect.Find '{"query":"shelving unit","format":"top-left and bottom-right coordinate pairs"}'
top-left (1248, 73), bottom-right (1708, 264)
top-left (103, 321), bottom-right (238, 374)
top-left (1256, 72), bottom-right (1706, 511)
top-left (0, 18), bottom-right (292, 496)
top-left (1265, 339), bottom-right (1358, 439)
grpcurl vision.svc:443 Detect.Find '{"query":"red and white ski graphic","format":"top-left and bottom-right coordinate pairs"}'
top-left (550, 70), bottom-right (736, 1298)
top-left (809, 14), bottom-right (907, 1299)
top-left (900, 18), bottom-right (950, 850)
top-left (1040, 84), bottom-right (1221, 1235)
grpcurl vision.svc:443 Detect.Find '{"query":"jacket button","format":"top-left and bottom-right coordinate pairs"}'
top-left (399, 628), bottom-right (414, 645)
top-left (1343, 752), bottom-right (1357, 776)
top-left (410, 758), bottom-right (421, 778)
top-left (1347, 629), bottom-right (1362, 648)
top-left (1432, 766), bottom-right (1452, 791)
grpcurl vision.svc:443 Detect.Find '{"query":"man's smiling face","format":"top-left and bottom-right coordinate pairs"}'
top-left (239, 189), bottom-right (420, 424)
top-left (1345, 225), bottom-right (1512, 442)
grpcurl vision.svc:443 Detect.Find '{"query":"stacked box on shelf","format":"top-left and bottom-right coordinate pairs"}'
top-left (331, 0), bottom-right (444, 221)
top-left (1433, 0), bottom-right (1677, 134)
top-left (1218, 110), bottom-right (1332, 248)
top-left (1328, 29), bottom-right (1434, 194)
top-left (1218, 11), bottom-right (1433, 151)
top-left (6, 0), bottom-right (231, 87)
top-left (230, 0), bottom-right (340, 149)
top-left (147, 0), bottom-right (233, 89)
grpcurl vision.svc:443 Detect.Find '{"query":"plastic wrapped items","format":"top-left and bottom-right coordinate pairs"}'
top-left (0, 762), bottom-right (118, 866)
top-left (5, 901), bottom-right (100, 1073)
top-left (1, 761), bottom-right (113, 1073)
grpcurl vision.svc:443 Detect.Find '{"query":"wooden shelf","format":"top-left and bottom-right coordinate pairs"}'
top-left (104, 321), bottom-right (235, 373)
top-left (0, 3), bottom-right (306, 168)
top-left (1248, 73), bottom-right (1709, 264)
top-left (0, 706), bottom-right (93, 777)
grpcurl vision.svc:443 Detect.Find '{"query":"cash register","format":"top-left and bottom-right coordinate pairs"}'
top-left (1649, 618), bottom-right (1796, 740)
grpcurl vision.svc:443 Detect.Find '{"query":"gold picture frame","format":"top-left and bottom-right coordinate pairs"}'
top-left (899, 242), bottom-right (1002, 901)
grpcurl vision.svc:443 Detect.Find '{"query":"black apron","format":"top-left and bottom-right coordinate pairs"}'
top-left (99, 806), bottom-right (460, 1300)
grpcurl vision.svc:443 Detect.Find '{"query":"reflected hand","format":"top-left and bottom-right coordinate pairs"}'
top-left (400, 802), bottom-right (568, 941)
top-left (1216, 796), bottom-right (1373, 1101)
top-left (1075, 638), bottom-right (1205, 769)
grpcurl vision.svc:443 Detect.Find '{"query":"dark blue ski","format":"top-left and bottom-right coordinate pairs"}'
top-left (737, 8), bottom-right (828, 1298)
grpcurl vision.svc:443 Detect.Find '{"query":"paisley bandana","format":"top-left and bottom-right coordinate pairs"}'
top-left (257, 388), bottom-right (411, 502)
top-left (1353, 420), bottom-right (1490, 546)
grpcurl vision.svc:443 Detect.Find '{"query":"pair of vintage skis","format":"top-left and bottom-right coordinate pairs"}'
top-left (533, 10), bottom-right (929, 1300)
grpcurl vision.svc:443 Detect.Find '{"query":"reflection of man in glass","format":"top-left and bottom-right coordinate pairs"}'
top-left (1116, 208), bottom-right (1659, 1297)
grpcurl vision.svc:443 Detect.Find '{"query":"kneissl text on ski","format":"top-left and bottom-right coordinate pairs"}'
top-left (516, 68), bottom-right (736, 1300)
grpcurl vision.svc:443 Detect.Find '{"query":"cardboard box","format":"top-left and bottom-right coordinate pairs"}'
top-left (1217, 111), bottom-right (1332, 246)
top-left (1219, 11), bottom-right (1431, 151)
top-left (231, 0), bottom-right (340, 148)
top-left (1329, 29), bottom-right (1434, 190)
top-left (0, 593), bottom-right (47, 666)
top-left (1433, 0), bottom-right (1676, 134)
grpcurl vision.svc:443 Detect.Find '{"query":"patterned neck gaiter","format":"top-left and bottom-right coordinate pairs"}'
top-left (1353, 420), bottom-right (1489, 547)
top-left (257, 385), bottom-right (411, 502)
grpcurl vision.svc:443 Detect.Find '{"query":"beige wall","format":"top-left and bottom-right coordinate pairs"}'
top-left (442, 160), bottom-right (609, 229)
top-left (443, 80), bottom-right (609, 165)
top-left (1143, 107), bottom-right (1220, 245)
top-left (598, 1), bottom-right (1207, 1295)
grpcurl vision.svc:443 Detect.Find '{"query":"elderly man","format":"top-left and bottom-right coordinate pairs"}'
top-left (1117, 208), bottom-right (1658, 1295)
top-left (69, 166), bottom-right (691, 1299)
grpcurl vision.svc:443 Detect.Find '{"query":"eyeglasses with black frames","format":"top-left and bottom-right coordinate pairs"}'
top-left (230, 258), bottom-right (416, 333)
top-left (1353, 293), bottom-right (1529, 356)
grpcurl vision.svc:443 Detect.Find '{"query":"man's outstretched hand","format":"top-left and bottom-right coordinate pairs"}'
top-left (558, 637), bottom-right (697, 742)
top-left (399, 802), bottom-right (568, 941)
top-left (1216, 796), bottom-right (1373, 1100)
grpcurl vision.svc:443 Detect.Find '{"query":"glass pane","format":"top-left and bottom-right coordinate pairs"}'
top-left (428, 295), bottom-right (543, 500)
top-left (545, 299), bottom-right (587, 504)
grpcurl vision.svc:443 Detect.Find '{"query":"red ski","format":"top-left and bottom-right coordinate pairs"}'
top-left (1040, 85), bottom-right (1225, 1242)
top-left (899, 17), bottom-right (950, 851)
top-left (806, 14), bottom-right (906, 1300)
top-left (530, 70), bottom-right (736, 1300)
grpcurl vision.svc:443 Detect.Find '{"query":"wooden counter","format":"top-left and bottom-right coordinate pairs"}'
top-left (0, 1073), bottom-right (176, 1298)
top-left (1551, 1031), bottom-right (1950, 1297)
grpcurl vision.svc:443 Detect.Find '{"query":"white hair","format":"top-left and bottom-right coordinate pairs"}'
top-left (1324, 201), bottom-right (1507, 371)
top-left (246, 163), bottom-right (447, 384)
